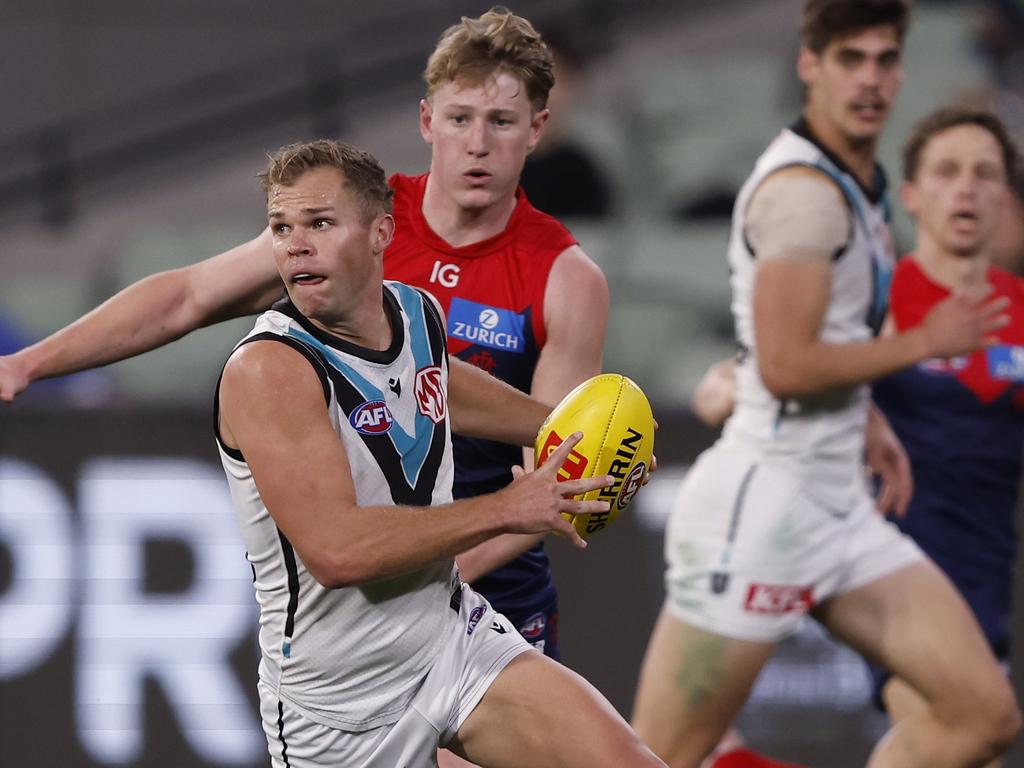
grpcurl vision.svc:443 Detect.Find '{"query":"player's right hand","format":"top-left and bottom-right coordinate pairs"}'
top-left (919, 290), bottom-right (1010, 359)
top-left (0, 353), bottom-right (30, 403)
top-left (503, 431), bottom-right (612, 549)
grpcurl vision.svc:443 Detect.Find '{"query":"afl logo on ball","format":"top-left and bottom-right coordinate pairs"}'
top-left (349, 400), bottom-right (394, 435)
top-left (415, 365), bottom-right (446, 423)
top-left (617, 462), bottom-right (646, 510)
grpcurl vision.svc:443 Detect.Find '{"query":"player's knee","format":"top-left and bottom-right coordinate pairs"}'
top-left (975, 682), bottom-right (1022, 760)
top-left (608, 728), bottom-right (672, 768)
top-left (950, 676), bottom-right (1021, 761)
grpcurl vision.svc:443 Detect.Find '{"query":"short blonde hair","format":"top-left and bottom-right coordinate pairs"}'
top-left (259, 139), bottom-right (392, 222)
top-left (423, 7), bottom-right (554, 111)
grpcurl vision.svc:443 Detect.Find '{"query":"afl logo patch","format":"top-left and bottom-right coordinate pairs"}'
top-left (415, 365), bottom-right (447, 424)
top-left (466, 605), bottom-right (486, 635)
top-left (617, 462), bottom-right (646, 510)
top-left (519, 612), bottom-right (546, 640)
top-left (349, 400), bottom-right (394, 435)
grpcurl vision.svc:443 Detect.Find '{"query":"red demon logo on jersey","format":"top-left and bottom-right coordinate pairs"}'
top-left (415, 365), bottom-right (446, 423)
top-left (537, 430), bottom-right (589, 481)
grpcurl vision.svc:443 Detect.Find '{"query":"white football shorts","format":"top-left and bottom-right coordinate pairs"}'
top-left (259, 583), bottom-right (533, 767)
top-left (664, 443), bottom-right (923, 642)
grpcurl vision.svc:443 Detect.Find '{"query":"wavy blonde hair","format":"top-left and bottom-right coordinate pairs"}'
top-left (423, 7), bottom-right (554, 111)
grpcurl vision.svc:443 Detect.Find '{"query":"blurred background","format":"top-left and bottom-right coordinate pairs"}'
top-left (1, 0), bottom-right (1022, 765)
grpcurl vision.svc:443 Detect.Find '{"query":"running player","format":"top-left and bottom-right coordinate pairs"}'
top-left (870, 105), bottom-right (1024, 768)
top-left (0, 8), bottom-right (604, 662)
top-left (220, 137), bottom-right (662, 767)
top-left (630, 2), bottom-right (1021, 767)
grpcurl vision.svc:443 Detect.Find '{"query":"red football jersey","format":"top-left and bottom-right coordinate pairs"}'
top-left (384, 172), bottom-right (577, 396)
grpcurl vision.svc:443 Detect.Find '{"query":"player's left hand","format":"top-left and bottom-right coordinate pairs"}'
top-left (864, 404), bottom-right (913, 517)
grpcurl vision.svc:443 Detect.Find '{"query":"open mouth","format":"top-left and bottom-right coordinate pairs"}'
top-left (464, 169), bottom-right (492, 183)
top-left (292, 273), bottom-right (326, 286)
top-left (851, 102), bottom-right (886, 120)
top-left (951, 210), bottom-right (979, 229)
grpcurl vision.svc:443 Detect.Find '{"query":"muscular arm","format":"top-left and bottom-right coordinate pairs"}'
top-left (751, 168), bottom-right (1006, 399)
top-left (447, 355), bottom-right (552, 447)
top-left (455, 245), bottom-right (609, 583)
top-left (0, 229), bottom-right (280, 401)
top-left (219, 342), bottom-right (601, 587)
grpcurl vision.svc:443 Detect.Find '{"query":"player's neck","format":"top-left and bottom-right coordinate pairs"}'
top-left (421, 175), bottom-right (517, 247)
top-left (306, 294), bottom-right (393, 351)
top-left (913, 242), bottom-right (991, 293)
top-left (804, 112), bottom-right (879, 192)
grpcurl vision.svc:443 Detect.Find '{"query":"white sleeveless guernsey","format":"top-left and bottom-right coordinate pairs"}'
top-left (721, 119), bottom-right (895, 464)
top-left (216, 280), bottom-right (458, 731)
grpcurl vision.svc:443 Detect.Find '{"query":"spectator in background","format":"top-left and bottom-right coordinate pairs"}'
top-left (518, 29), bottom-right (614, 219)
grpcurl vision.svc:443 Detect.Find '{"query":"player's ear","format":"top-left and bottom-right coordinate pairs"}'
top-left (419, 98), bottom-right (434, 144)
top-left (900, 180), bottom-right (919, 217)
top-left (796, 46), bottom-right (817, 88)
top-left (527, 107), bottom-right (550, 153)
top-left (373, 213), bottom-right (396, 254)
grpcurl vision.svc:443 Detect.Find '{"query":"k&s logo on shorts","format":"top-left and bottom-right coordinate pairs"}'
top-left (448, 298), bottom-right (526, 354)
top-left (349, 400), bottom-right (394, 435)
top-left (744, 583), bottom-right (813, 615)
top-left (415, 365), bottom-right (446, 423)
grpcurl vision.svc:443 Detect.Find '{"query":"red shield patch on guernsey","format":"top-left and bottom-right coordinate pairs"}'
top-left (415, 365), bottom-right (446, 423)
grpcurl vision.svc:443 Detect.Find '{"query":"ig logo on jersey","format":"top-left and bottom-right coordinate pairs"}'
top-left (429, 260), bottom-right (460, 288)
top-left (349, 400), bottom-right (394, 435)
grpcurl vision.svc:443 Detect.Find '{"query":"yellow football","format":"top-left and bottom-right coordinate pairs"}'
top-left (535, 373), bottom-right (655, 538)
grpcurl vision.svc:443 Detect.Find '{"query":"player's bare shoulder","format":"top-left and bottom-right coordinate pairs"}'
top-left (547, 244), bottom-right (609, 308)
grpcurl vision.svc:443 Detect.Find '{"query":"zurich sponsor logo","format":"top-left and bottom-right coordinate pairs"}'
top-left (519, 612), bottom-right (546, 640)
top-left (466, 605), bottom-right (486, 635)
top-left (349, 400), bottom-right (394, 435)
top-left (987, 345), bottom-right (1024, 382)
top-left (448, 298), bottom-right (526, 354)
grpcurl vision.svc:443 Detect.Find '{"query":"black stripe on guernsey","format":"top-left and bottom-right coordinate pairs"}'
top-left (323, 363), bottom-right (449, 506)
top-left (277, 529), bottom-right (300, 655)
top-left (791, 116), bottom-right (888, 205)
top-left (212, 332), bottom-right (332, 462)
top-left (414, 288), bottom-right (449, 365)
top-left (276, 700), bottom-right (292, 768)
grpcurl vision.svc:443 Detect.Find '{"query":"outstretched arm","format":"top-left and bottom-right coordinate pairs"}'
top-left (454, 245), bottom-right (609, 582)
top-left (0, 229), bottom-right (280, 402)
top-left (219, 341), bottom-right (606, 587)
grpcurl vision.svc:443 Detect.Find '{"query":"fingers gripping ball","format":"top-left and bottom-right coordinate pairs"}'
top-left (535, 374), bottom-right (655, 538)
